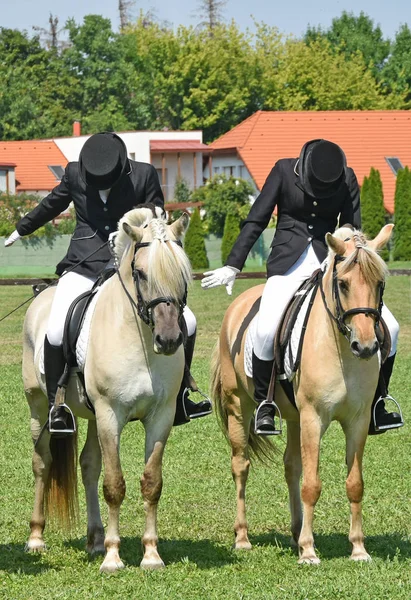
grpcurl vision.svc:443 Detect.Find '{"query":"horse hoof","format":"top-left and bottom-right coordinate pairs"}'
top-left (25, 539), bottom-right (46, 553)
top-left (87, 544), bottom-right (105, 557)
top-left (140, 557), bottom-right (165, 570)
top-left (234, 540), bottom-right (252, 551)
top-left (100, 558), bottom-right (125, 574)
top-left (350, 552), bottom-right (371, 562)
top-left (298, 556), bottom-right (321, 565)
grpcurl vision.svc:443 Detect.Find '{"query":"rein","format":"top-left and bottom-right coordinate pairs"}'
top-left (116, 241), bottom-right (187, 330)
top-left (319, 252), bottom-right (385, 343)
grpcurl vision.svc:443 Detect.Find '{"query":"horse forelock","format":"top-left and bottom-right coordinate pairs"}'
top-left (332, 228), bottom-right (388, 285)
top-left (146, 220), bottom-right (192, 300)
top-left (114, 207), bottom-right (155, 262)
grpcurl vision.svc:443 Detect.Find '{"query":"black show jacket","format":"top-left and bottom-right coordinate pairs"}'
top-left (226, 158), bottom-right (361, 277)
top-left (16, 160), bottom-right (164, 277)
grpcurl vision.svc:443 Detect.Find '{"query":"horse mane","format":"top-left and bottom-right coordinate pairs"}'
top-left (331, 227), bottom-right (389, 284)
top-left (147, 219), bottom-right (192, 300)
top-left (114, 207), bottom-right (155, 262)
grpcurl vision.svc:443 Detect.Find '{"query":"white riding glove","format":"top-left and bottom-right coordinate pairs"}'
top-left (201, 265), bottom-right (240, 296)
top-left (4, 230), bottom-right (21, 247)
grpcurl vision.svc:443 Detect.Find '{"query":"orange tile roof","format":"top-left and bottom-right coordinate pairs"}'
top-left (150, 140), bottom-right (210, 152)
top-left (210, 110), bottom-right (411, 214)
top-left (0, 140), bottom-right (68, 192)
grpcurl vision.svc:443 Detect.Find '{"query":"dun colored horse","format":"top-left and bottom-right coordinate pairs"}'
top-left (22, 207), bottom-right (191, 572)
top-left (211, 225), bottom-right (393, 564)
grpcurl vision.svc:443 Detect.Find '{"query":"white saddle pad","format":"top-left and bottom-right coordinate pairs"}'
top-left (244, 287), bottom-right (315, 381)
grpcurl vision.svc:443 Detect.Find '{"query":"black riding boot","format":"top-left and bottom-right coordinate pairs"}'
top-left (252, 352), bottom-right (281, 436)
top-left (173, 331), bottom-right (212, 426)
top-left (44, 336), bottom-right (75, 437)
top-left (369, 353), bottom-right (403, 435)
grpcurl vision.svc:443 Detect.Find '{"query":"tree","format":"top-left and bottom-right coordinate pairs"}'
top-left (305, 11), bottom-right (391, 75)
top-left (33, 13), bottom-right (69, 51)
top-left (360, 168), bottom-right (388, 260)
top-left (381, 25), bottom-right (411, 103)
top-left (192, 175), bottom-right (254, 236)
top-left (173, 178), bottom-right (192, 204)
top-left (184, 208), bottom-right (209, 270)
top-left (195, 0), bottom-right (227, 31)
top-left (221, 212), bottom-right (240, 264)
top-left (119, 0), bottom-right (135, 31)
top-left (392, 167), bottom-right (411, 261)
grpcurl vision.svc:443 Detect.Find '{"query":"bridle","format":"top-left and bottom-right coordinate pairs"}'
top-left (319, 251), bottom-right (385, 344)
top-left (116, 241), bottom-right (187, 330)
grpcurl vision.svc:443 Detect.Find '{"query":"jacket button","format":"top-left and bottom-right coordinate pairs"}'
top-left (313, 201), bottom-right (318, 206)
top-left (311, 213), bottom-right (316, 217)
top-left (308, 237), bottom-right (313, 242)
top-left (105, 226), bottom-right (110, 231)
top-left (103, 207), bottom-right (108, 212)
top-left (308, 225), bottom-right (313, 230)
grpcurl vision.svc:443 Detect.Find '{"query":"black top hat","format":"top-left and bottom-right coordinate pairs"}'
top-left (79, 132), bottom-right (130, 190)
top-left (296, 139), bottom-right (346, 198)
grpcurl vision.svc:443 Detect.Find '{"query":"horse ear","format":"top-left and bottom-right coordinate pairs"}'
top-left (326, 232), bottom-right (346, 256)
top-left (123, 222), bottom-right (143, 243)
top-left (368, 224), bottom-right (394, 252)
top-left (169, 212), bottom-right (190, 239)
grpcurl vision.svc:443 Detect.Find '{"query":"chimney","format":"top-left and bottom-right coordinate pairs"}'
top-left (73, 120), bottom-right (81, 137)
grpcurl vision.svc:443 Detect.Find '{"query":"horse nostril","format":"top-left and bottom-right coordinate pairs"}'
top-left (155, 334), bottom-right (163, 348)
top-left (351, 341), bottom-right (361, 355)
top-left (372, 341), bottom-right (379, 354)
top-left (177, 332), bottom-right (183, 347)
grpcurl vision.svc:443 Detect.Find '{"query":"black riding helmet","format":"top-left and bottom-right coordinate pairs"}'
top-left (79, 132), bottom-right (130, 190)
top-left (296, 139), bottom-right (347, 198)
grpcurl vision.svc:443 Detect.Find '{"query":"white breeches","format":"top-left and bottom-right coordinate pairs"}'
top-left (47, 272), bottom-right (97, 346)
top-left (46, 271), bottom-right (197, 347)
top-left (254, 245), bottom-right (399, 361)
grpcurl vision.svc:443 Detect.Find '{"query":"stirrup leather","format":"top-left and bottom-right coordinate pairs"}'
top-left (182, 387), bottom-right (213, 419)
top-left (48, 403), bottom-right (76, 435)
top-left (372, 395), bottom-right (404, 432)
top-left (254, 399), bottom-right (283, 436)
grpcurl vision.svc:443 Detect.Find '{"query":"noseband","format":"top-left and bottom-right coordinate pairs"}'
top-left (319, 252), bottom-right (384, 343)
top-left (117, 241), bottom-right (187, 330)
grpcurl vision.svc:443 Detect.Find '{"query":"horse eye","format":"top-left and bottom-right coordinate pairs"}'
top-left (338, 279), bottom-right (349, 294)
top-left (135, 268), bottom-right (147, 281)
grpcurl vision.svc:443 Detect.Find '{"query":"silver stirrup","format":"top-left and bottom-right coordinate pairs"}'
top-left (48, 404), bottom-right (76, 435)
top-left (372, 395), bottom-right (404, 432)
top-left (182, 387), bottom-right (213, 419)
top-left (254, 399), bottom-right (283, 436)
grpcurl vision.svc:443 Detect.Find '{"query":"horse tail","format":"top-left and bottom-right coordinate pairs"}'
top-left (211, 341), bottom-right (276, 466)
top-left (45, 425), bottom-right (79, 530)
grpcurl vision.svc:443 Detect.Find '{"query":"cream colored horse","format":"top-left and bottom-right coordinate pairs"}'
top-left (211, 225), bottom-right (393, 564)
top-left (22, 207), bottom-right (191, 573)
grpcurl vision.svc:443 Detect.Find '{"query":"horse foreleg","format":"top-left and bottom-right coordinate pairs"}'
top-left (343, 416), bottom-right (371, 562)
top-left (140, 430), bottom-right (168, 570)
top-left (284, 420), bottom-right (302, 547)
top-left (26, 391), bottom-right (51, 553)
top-left (80, 419), bottom-right (105, 556)
top-left (298, 406), bottom-right (323, 565)
top-left (96, 407), bottom-right (126, 574)
top-left (228, 398), bottom-right (253, 550)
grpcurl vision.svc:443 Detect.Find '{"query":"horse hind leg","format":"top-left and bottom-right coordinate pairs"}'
top-left (80, 419), bottom-right (105, 556)
top-left (228, 392), bottom-right (254, 550)
top-left (342, 416), bottom-right (371, 562)
top-left (25, 389), bottom-right (51, 553)
top-left (284, 420), bottom-right (302, 548)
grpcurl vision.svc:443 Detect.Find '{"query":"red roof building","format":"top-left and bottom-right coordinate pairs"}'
top-left (209, 110), bottom-right (411, 214)
top-left (0, 140), bottom-right (67, 195)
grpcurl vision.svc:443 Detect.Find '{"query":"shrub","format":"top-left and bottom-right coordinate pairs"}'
top-left (192, 174), bottom-right (254, 237)
top-left (360, 168), bottom-right (388, 260)
top-left (221, 211), bottom-right (241, 264)
top-left (0, 192), bottom-right (58, 246)
top-left (393, 167), bottom-right (411, 260)
top-left (183, 208), bottom-right (209, 270)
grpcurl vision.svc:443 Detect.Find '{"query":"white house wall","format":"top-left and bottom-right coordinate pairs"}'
top-left (54, 131), bottom-right (204, 164)
top-left (151, 152), bottom-right (204, 201)
top-left (205, 153), bottom-right (257, 192)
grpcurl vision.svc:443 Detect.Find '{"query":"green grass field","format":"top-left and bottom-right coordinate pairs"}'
top-left (0, 277), bottom-right (410, 599)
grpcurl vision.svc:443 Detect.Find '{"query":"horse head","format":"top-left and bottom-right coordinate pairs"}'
top-left (324, 224), bottom-right (393, 359)
top-left (115, 208), bottom-right (191, 355)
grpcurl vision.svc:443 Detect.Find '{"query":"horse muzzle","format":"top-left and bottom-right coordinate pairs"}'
top-left (153, 331), bottom-right (184, 356)
top-left (350, 338), bottom-right (379, 359)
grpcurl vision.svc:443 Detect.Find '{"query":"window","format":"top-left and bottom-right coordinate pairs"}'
top-left (48, 165), bottom-right (64, 180)
top-left (223, 166), bottom-right (234, 177)
top-left (385, 157), bottom-right (403, 175)
top-left (0, 170), bottom-right (6, 192)
top-left (213, 166), bottom-right (220, 174)
top-left (239, 165), bottom-right (246, 179)
top-left (130, 152), bottom-right (135, 160)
